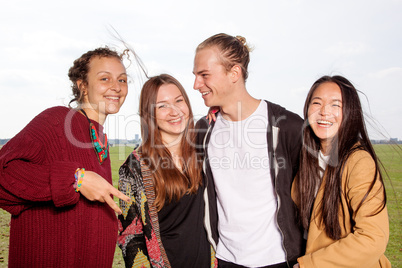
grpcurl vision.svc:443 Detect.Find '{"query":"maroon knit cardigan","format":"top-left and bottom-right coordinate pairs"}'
top-left (0, 106), bottom-right (118, 267)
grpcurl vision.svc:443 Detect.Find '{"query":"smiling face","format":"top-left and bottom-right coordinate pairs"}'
top-left (307, 82), bottom-right (343, 153)
top-left (80, 56), bottom-right (128, 123)
top-left (155, 83), bottom-right (190, 144)
top-left (193, 47), bottom-right (233, 107)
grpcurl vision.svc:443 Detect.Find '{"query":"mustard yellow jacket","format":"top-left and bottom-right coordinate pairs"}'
top-left (292, 149), bottom-right (391, 268)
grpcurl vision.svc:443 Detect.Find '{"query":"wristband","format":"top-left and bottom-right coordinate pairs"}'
top-left (74, 168), bottom-right (85, 192)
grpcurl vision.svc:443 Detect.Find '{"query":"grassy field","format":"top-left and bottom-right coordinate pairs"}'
top-left (0, 144), bottom-right (400, 267)
top-left (374, 144), bottom-right (402, 266)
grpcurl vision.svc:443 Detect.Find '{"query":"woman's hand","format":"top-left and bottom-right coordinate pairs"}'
top-left (206, 106), bottom-right (220, 124)
top-left (293, 263), bottom-right (300, 268)
top-left (79, 170), bottom-right (130, 214)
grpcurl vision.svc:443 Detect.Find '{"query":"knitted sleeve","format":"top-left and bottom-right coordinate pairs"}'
top-left (0, 107), bottom-right (80, 215)
top-left (117, 151), bottom-right (153, 268)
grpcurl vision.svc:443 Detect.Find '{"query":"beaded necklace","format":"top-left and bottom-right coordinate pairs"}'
top-left (80, 109), bottom-right (109, 164)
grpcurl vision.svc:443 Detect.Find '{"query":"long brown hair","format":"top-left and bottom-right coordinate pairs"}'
top-left (295, 75), bottom-right (387, 240)
top-left (139, 74), bottom-right (202, 211)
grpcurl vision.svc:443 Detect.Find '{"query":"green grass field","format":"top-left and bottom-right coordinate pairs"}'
top-left (0, 144), bottom-right (400, 267)
top-left (374, 144), bottom-right (402, 266)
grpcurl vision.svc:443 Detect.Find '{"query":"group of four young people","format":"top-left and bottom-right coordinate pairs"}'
top-left (0, 33), bottom-right (390, 268)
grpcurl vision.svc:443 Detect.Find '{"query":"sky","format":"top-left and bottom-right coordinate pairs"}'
top-left (1, 0), bottom-right (401, 140)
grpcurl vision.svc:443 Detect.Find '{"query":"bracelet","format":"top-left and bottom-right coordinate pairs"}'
top-left (73, 168), bottom-right (85, 192)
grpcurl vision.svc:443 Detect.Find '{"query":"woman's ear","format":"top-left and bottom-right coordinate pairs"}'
top-left (77, 80), bottom-right (87, 95)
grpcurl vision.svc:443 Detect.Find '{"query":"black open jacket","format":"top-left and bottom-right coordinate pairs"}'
top-left (196, 100), bottom-right (305, 266)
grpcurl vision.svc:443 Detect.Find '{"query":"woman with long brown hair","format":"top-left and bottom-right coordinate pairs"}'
top-left (117, 74), bottom-right (217, 268)
top-left (292, 75), bottom-right (390, 267)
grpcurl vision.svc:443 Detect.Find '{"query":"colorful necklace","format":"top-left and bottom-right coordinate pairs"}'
top-left (80, 109), bottom-right (109, 164)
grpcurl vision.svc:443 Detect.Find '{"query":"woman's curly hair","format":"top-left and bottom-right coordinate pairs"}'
top-left (67, 47), bottom-right (123, 106)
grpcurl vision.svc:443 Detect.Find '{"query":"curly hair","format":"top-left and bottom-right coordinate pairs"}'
top-left (68, 47), bottom-right (123, 106)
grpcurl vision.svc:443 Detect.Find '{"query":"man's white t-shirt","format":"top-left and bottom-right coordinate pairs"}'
top-left (208, 100), bottom-right (286, 267)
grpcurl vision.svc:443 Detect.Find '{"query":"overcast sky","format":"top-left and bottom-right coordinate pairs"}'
top-left (1, 0), bottom-right (401, 140)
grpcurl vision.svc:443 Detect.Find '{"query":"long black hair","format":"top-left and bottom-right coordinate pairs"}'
top-left (294, 75), bottom-right (387, 240)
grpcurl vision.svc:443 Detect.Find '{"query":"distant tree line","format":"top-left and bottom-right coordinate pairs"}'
top-left (0, 139), bottom-right (9, 146)
top-left (371, 138), bottom-right (401, 144)
top-left (0, 138), bottom-right (400, 147)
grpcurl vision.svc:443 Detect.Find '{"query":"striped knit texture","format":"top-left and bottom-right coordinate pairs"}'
top-left (139, 152), bottom-right (171, 268)
top-left (0, 106), bottom-right (118, 267)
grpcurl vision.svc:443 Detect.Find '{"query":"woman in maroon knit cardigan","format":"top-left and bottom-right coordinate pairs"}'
top-left (0, 47), bottom-right (131, 267)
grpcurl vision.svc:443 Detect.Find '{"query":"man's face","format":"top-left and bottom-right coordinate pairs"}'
top-left (193, 47), bottom-right (233, 107)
